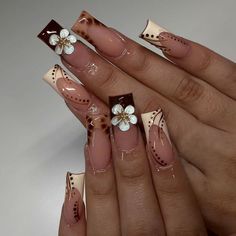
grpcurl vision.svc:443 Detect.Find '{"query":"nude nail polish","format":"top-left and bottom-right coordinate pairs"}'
top-left (86, 114), bottom-right (111, 172)
top-left (141, 109), bottom-right (174, 169)
top-left (63, 172), bottom-right (84, 226)
top-left (140, 19), bottom-right (190, 58)
top-left (72, 11), bottom-right (126, 58)
top-left (43, 65), bottom-right (91, 111)
top-left (109, 93), bottom-right (138, 151)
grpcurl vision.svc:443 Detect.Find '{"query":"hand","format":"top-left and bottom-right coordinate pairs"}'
top-left (58, 93), bottom-right (207, 236)
top-left (39, 11), bottom-right (236, 234)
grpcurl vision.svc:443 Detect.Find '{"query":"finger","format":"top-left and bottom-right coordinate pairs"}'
top-left (42, 65), bottom-right (211, 173)
top-left (109, 94), bottom-right (166, 235)
top-left (40, 23), bottom-right (216, 170)
top-left (69, 12), bottom-right (236, 131)
top-left (141, 111), bottom-right (207, 235)
top-left (84, 112), bottom-right (121, 236)
top-left (140, 20), bottom-right (236, 100)
top-left (59, 172), bottom-right (86, 236)
top-left (43, 64), bottom-right (109, 127)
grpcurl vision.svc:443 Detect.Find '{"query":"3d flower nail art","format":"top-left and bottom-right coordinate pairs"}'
top-left (38, 20), bottom-right (77, 55)
top-left (49, 29), bottom-right (76, 54)
top-left (109, 93), bottom-right (139, 151)
top-left (111, 104), bottom-right (137, 131)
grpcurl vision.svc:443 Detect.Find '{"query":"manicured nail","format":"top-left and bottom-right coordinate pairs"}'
top-left (43, 64), bottom-right (90, 110)
top-left (86, 114), bottom-right (111, 172)
top-left (38, 20), bottom-right (91, 70)
top-left (72, 11), bottom-right (126, 58)
top-left (141, 109), bottom-right (174, 169)
top-left (140, 19), bottom-right (190, 58)
top-left (109, 93), bottom-right (138, 151)
top-left (63, 172), bottom-right (84, 226)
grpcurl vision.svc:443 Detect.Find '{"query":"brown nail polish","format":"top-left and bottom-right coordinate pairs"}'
top-left (38, 20), bottom-right (77, 55)
top-left (72, 11), bottom-right (126, 58)
top-left (109, 93), bottom-right (138, 151)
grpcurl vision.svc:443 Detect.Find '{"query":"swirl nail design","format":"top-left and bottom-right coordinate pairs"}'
top-left (141, 109), bottom-right (174, 168)
top-left (63, 172), bottom-right (84, 225)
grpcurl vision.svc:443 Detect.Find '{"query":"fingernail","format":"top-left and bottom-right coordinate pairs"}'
top-left (109, 93), bottom-right (138, 151)
top-left (140, 19), bottom-right (190, 58)
top-left (43, 64), bottom-right (90, 110)
top-left (86, 114), bottom-right (111, 172)
top-left (63, 172), bottom-right (84, 226)
top-left (38, 20), bottom-right (91, 71)
top-left (72, 11), bottom-right (126, 58)
top-left (141, 109), bottom-right (174, 169)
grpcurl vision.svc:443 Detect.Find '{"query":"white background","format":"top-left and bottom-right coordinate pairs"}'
top-left (0, 0), bottom-right (235, 235)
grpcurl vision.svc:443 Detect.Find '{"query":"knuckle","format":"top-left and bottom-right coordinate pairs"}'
top-left (168, 228), bottom-right (207, 236)
top-left (174, 76), bottom-right (204, 103)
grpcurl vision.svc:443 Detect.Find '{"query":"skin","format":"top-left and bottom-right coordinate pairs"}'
top-left (57, 29), bottom-right (236, 235)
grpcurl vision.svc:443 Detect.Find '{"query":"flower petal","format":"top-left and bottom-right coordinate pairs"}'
top-left (60, 29), bottom-right (70, 38)
top-left (111, 116), bottom-right (121, 126)
top-left (119, 121), bottom-right (130, 131)
top-left (67, 35), bottom-right (77, 44)
top-left (55, 45), bottom-right (63, 55)
top-left (129, 115), bottom-right (137, 124)
top-left (112, 104), bottom-right (123, 115)
top-left (49, 34), bottom-right (59, 45)
top-left (124, 105), bottom-right (135, 114)
top-left (64, 44), bottom-right (74, 55)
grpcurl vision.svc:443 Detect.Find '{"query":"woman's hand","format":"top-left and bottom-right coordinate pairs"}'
top-left (58, 93), bottom-right (207, 236)
top-left (39, 11), bottom-right (236, 234)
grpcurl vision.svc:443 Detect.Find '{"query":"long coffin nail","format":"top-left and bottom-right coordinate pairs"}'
top-left (38, 20), bottom-right (91, 70)
top-left (43, 64), bottom-right (103, 118)
top-left (63, 172), bottom-right (84, 226)
top-left (140, 19), bottom-right (190, 58)
top-left (72, 11), bottom-right (126, 58)
top-left (141, 109), bottom-right (174, 169)
top-left (86, 114), bottom-right (111, 172)
top-left (109, 93), bottom-right (138, 151)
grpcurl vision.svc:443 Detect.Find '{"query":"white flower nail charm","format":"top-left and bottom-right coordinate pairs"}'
top-left (111, 104), bottom-right (137, 131)
top-left (49, 29), bottom-right (77, 55)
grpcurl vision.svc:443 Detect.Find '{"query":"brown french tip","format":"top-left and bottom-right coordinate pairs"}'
top-left (38, 20), bottom-right (77, 55)
top-left (109, 93), bottom-right (138, 151)
top-left (38, 20), bottom-right (63, 51)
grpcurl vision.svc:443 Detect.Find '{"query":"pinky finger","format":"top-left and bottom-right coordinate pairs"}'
top-left (59, 172), bottom-right (86, 236)
top-left (141, 110), bottom-right (207, 235)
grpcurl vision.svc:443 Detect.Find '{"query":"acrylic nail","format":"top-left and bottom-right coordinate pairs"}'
top-left (86, 114), bottom-right (111, 172)
top-left (63, 172), bottom-right (84, 226)
top-left (140, 19), bottom-right (190, 58)
top-left (109, 93), bottom-right (138, 151)
top-left (43, 64), bottom-right (91, 111)
top-left (38, 20), bottom-right (92, 71)
top-left (72, 11), bottom-right (126, 58)
top-left (141, 109), bottom-right (174, 169)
